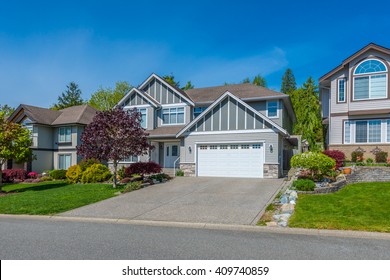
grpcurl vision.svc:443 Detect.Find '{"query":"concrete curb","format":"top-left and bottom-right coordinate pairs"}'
top-left (1, 214), bottom-right (389, 240)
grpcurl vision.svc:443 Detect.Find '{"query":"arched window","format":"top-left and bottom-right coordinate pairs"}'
top-left (353, 59), bottom-right (388, 100)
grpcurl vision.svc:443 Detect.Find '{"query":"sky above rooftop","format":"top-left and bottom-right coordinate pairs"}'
top-left (1, 0), bottom-right (390, 108)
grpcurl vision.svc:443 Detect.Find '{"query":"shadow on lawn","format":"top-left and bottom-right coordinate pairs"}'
top-left (4, 182), bottom-right (69, 193)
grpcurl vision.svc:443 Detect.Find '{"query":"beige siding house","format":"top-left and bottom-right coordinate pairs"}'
top-left (116, 73), bottom-right (297, 178)
top-left (7, 104), bottom-right (98, 173)
top-left (320, 43), bottom-right (390, 160)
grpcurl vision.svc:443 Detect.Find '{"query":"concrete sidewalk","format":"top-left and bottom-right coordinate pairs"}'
top-left (59, 177), bottom-right (284, 225)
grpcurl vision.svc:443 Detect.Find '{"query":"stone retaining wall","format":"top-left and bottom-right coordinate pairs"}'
top-left (297, 179), bottom-right (347, 194)
top-left (180, 163), bottom-right (196, 177)
top-left (263, 164), bottom-right (279, 179)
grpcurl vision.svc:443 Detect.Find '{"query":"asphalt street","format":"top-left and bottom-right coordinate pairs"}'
top-left (1, 217), bottom-right (389, 259)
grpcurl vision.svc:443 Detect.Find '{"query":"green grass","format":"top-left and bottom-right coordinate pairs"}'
top-left (289, 182), bottom-right (390, 232)
top-left (0, 181), bottom-right (123, 215)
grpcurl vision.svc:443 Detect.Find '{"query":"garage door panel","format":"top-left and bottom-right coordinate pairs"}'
top-left (197, 143), bottom-right (263, 178)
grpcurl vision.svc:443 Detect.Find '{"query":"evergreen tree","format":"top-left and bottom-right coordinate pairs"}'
top-left (182, 81), bottom-right (194, 90)
top-left (52, 82), bottom-right (84, 110)
top-left (242, 77), bottom-right (251, 84)
top-left (252, 74), bottom-right (267, 87)
top-left (163, 74), bottom-right (180, 88)
top-left (290, 77), bottom-right (323, 149)
top-left (281, 68), bottom-right (297, 94)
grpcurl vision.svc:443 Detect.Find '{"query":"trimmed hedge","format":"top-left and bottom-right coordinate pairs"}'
top-left (81, 164), bottom-right (112, 183)
top-left (290, 152), bottom-right (336, 178)
top-left (2, 169), bottom-right (28, 183)
top-left (49, 169), bottom-right (67, 180)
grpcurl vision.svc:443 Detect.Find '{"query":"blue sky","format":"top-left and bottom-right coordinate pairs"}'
top-left (1, 0), bottom-right (390, 108)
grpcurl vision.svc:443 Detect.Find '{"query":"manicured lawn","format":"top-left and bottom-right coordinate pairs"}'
top-left (289, 182), bottom-right (390, 232)
top-left (0, 181), bottom-right (122, 215)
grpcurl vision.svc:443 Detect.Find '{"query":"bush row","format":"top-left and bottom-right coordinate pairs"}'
top-left (66, 158), bottom-right (111, 184)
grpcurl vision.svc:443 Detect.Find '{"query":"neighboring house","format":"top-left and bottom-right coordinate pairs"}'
top-left (6, 104), bottom-right (98, 173)
top-left (320, 43), bottom-right (390, 159)
top-left (116, 73), bottom-right (297, 178)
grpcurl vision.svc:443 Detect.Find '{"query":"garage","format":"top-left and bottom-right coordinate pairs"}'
top-left (197, 143), bottom-right (264, 178)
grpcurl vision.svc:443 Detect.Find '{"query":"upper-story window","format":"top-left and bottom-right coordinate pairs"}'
top-left (59, 127), bottom-right (71, 143)
top-left (338, 79), bottom-right (346, 102)
top-left (353, 59), bottom-right (388, 100)
top-left (267, 101), bottom-right (278, 118)
top-left (137, 108), bottom-right (147, 129)
top-left (162, 107), bottom-right (185, 124)
top-left (193, 107), bottom-right (206, 119)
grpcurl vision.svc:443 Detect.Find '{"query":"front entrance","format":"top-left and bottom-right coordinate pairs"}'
top-left (164, 143), bottom-right (180, 168)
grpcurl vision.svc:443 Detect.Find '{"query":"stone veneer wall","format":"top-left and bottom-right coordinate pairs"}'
top-left (180, 163), bottom-right (196, 177)
top-left (329, 144), bottom-right (390, 160)
top-left (263, 164), bottom-right (279, 179)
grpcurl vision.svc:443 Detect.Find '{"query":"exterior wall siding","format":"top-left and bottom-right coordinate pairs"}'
top-left (247, 100), bottom-right (283, 126)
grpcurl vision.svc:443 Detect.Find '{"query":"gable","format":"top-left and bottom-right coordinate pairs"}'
top-left (139, 74), bottom-right (194, 106)
top-left (117, 88), bottom-right (158, 108)
top-left (177, 91), bottom-right (288, 137)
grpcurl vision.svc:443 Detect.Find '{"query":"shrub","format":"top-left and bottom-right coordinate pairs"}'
top-left (66, 165), bottom-right (82, 183)
top-left (124, 161), bottom-right (162, 177)
top-left (122, 181), bottom-right (142, 193)
top-left (175, 169), bottom-right (184, 176)
top-left (322, 150), bottom-right (345, 169)
top-left (351, 151), bottom-right (364, 162)
top-left (23, 178), bottom-right (34, 183)
top-left (40, 176), bottom-right (52, 182)
top-left (78, 158), bottom-right (100, 172)
top-left (2, 169), bottom-right (28, 183)
top-left (375, 151), bottom-right (388, 163)
top-left (293, 179), bottom-right (316, 191)
top-left (49, 169), bottom-right (67, 180)
top-left (366, 158), bottom-right (374, 164)
top-left (28, 171), bottom-right (38, 179)
top-left (81, 164), bottom-right (112, 183)
top-left (32, 179), bottom-right (41, 183)
top-left (290, 152), bottom-right (336, 179)
top-left (117, 166), bottom-right (126, 180)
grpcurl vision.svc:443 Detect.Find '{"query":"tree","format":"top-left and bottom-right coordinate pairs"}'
top-left (252, 75), bottom-right (267, 87)
top-left (88, 81), bottom-right (132, 111)
top-left (290, 77), bottom-right (323, 149)
top-left (77, 108), bottom-right (152, 188)
top-left (52, 82), bottom-right (84, 110)
top-left (281, 68), bottom-right (297, 94)
top-left (182, 81), bottom-right (194, 90)
top-left (163, 74), bottom-right (180, 88)
top-left (0, 114), bottom-right (33, 188)
top-left (0, 104), bottom-right (15, 117)
top-left (242, 77), bottom-right (251, 84)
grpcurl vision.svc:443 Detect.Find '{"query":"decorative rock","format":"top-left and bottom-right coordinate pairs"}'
top-left (289, 200), bottom-right (296, 205)
top-left (266, 221), bottom-right (278, 227)
top-left (289, 190), bottom-right (298, 199)
top-left (280, 194), bottom-right (289, 204)
top-left (281, 204), bottom-right (295, 214)
top-left (278, 221), bottom-right (288, 227)
top-left (273, 213), bottom-right (291, 222)
top-left (336, 174), bottom-right (346, 181)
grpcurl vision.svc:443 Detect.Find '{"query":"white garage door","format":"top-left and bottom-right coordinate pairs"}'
top-left (197, 143), bottom-right (264, 178)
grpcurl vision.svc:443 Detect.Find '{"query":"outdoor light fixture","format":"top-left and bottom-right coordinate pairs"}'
top-left (269, 144), bottom-right (273, 153)
top-left (188, 146), bottom-right (192, 153)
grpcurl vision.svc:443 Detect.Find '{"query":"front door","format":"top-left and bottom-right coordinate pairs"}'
top-left (164, 143), bottom-right (180, 168)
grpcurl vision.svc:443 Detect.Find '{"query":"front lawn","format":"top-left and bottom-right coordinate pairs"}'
top-left (289, 182), bottom-right (390, 232)
top-left (0, 181), bottom-right (122, 215)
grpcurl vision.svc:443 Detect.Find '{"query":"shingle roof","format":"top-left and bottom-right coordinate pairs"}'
top-left (146, 125), bottom-right (186, 138)
top-left (185, 83), bottom-right (286, 103)
top-left (10, 104), bottom-right (98, 126)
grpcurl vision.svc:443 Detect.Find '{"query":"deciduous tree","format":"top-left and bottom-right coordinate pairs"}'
top-left (252, 75), bottom-right (267, 87)
top-left (89, 81), bottom-right (132, 111)
top-left (77, 108), bottom-right (152, 188)
top-left (0, 104), bottom-right (15, 117)
top-left (0, 114), bottom-right (33, 188)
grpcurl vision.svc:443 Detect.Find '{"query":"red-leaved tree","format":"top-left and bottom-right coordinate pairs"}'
top-left (77, 108), bottom-right (152, 188)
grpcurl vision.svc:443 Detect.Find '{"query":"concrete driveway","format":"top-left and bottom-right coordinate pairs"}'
top-left (60, 177), bottom-right (284, 225)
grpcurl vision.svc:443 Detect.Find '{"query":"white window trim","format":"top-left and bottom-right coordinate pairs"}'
top-left (137, 108), bottom-right (147, 129)
top-left (352, 74), bottom-right (388, 101)
top-left (266, 100), bottom-right (279, 118)
top-left (338, 79), bottom-right (346, 103)
top-left (119, 156), bottom-right (139, 163)
top-left (353, 59), bottom-right (388, 76)
top-left (58, 154), bottom-right (72, 170)
top-left (161, 106), bottom-right (186, 126)
top-left (58, 127), bottom-right (72, 143)
top-left (344, 119), bottom-right (388, 144)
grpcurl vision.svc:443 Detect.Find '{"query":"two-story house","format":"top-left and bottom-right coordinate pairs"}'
top-left (6, 104), bottom-right (98, 173)
top-left (116, 73), bottom-right (297, 178)
top-left (320, 43), bottom-right (390, 159)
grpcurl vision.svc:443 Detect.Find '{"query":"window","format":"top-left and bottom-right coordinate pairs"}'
top-left (220, 145), bottom-right (228, 149)
top-left (267, 101), bottom-right (278, 118)
top-left (345, 119), bottom-right (383, 144)
top-left (344, 121), bottom-right (351, 144)
top-left (210, 145), bottom-right (217, 149)
top-left (162, 107), bottom-right (185, 124)
top-left (193, 107), bottom-right (206, 119)
top-left (253, 144), bottom-right (262, 149)
top-left (241, 144), bottom-right (249, 149)
top-left (121, 156), bottom-right (138, 162)
top-left (387, 120), bottom-right (390, 142)
top-left (172, 145), bottom-right (178, 156)
top-left (199, 145), bottom-right (207, 150)
top-left (137, 108), bottom-right (147, 129)
top-left (353, 59), bottom-right (387, 100)
top-left (230, 145), bottom-right (238, 149)
top-left (338, 79), bottom-right (346, 102)
top-left (59, 154), bottom-right (71, 170)
top-left (59, 127), bottom-right (71, 143)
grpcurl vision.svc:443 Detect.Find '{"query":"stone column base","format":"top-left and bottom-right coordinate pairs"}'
top-left (263, 164), bottom-right (280, 178)
top-left (179, 163), bottom-right (196, 177)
